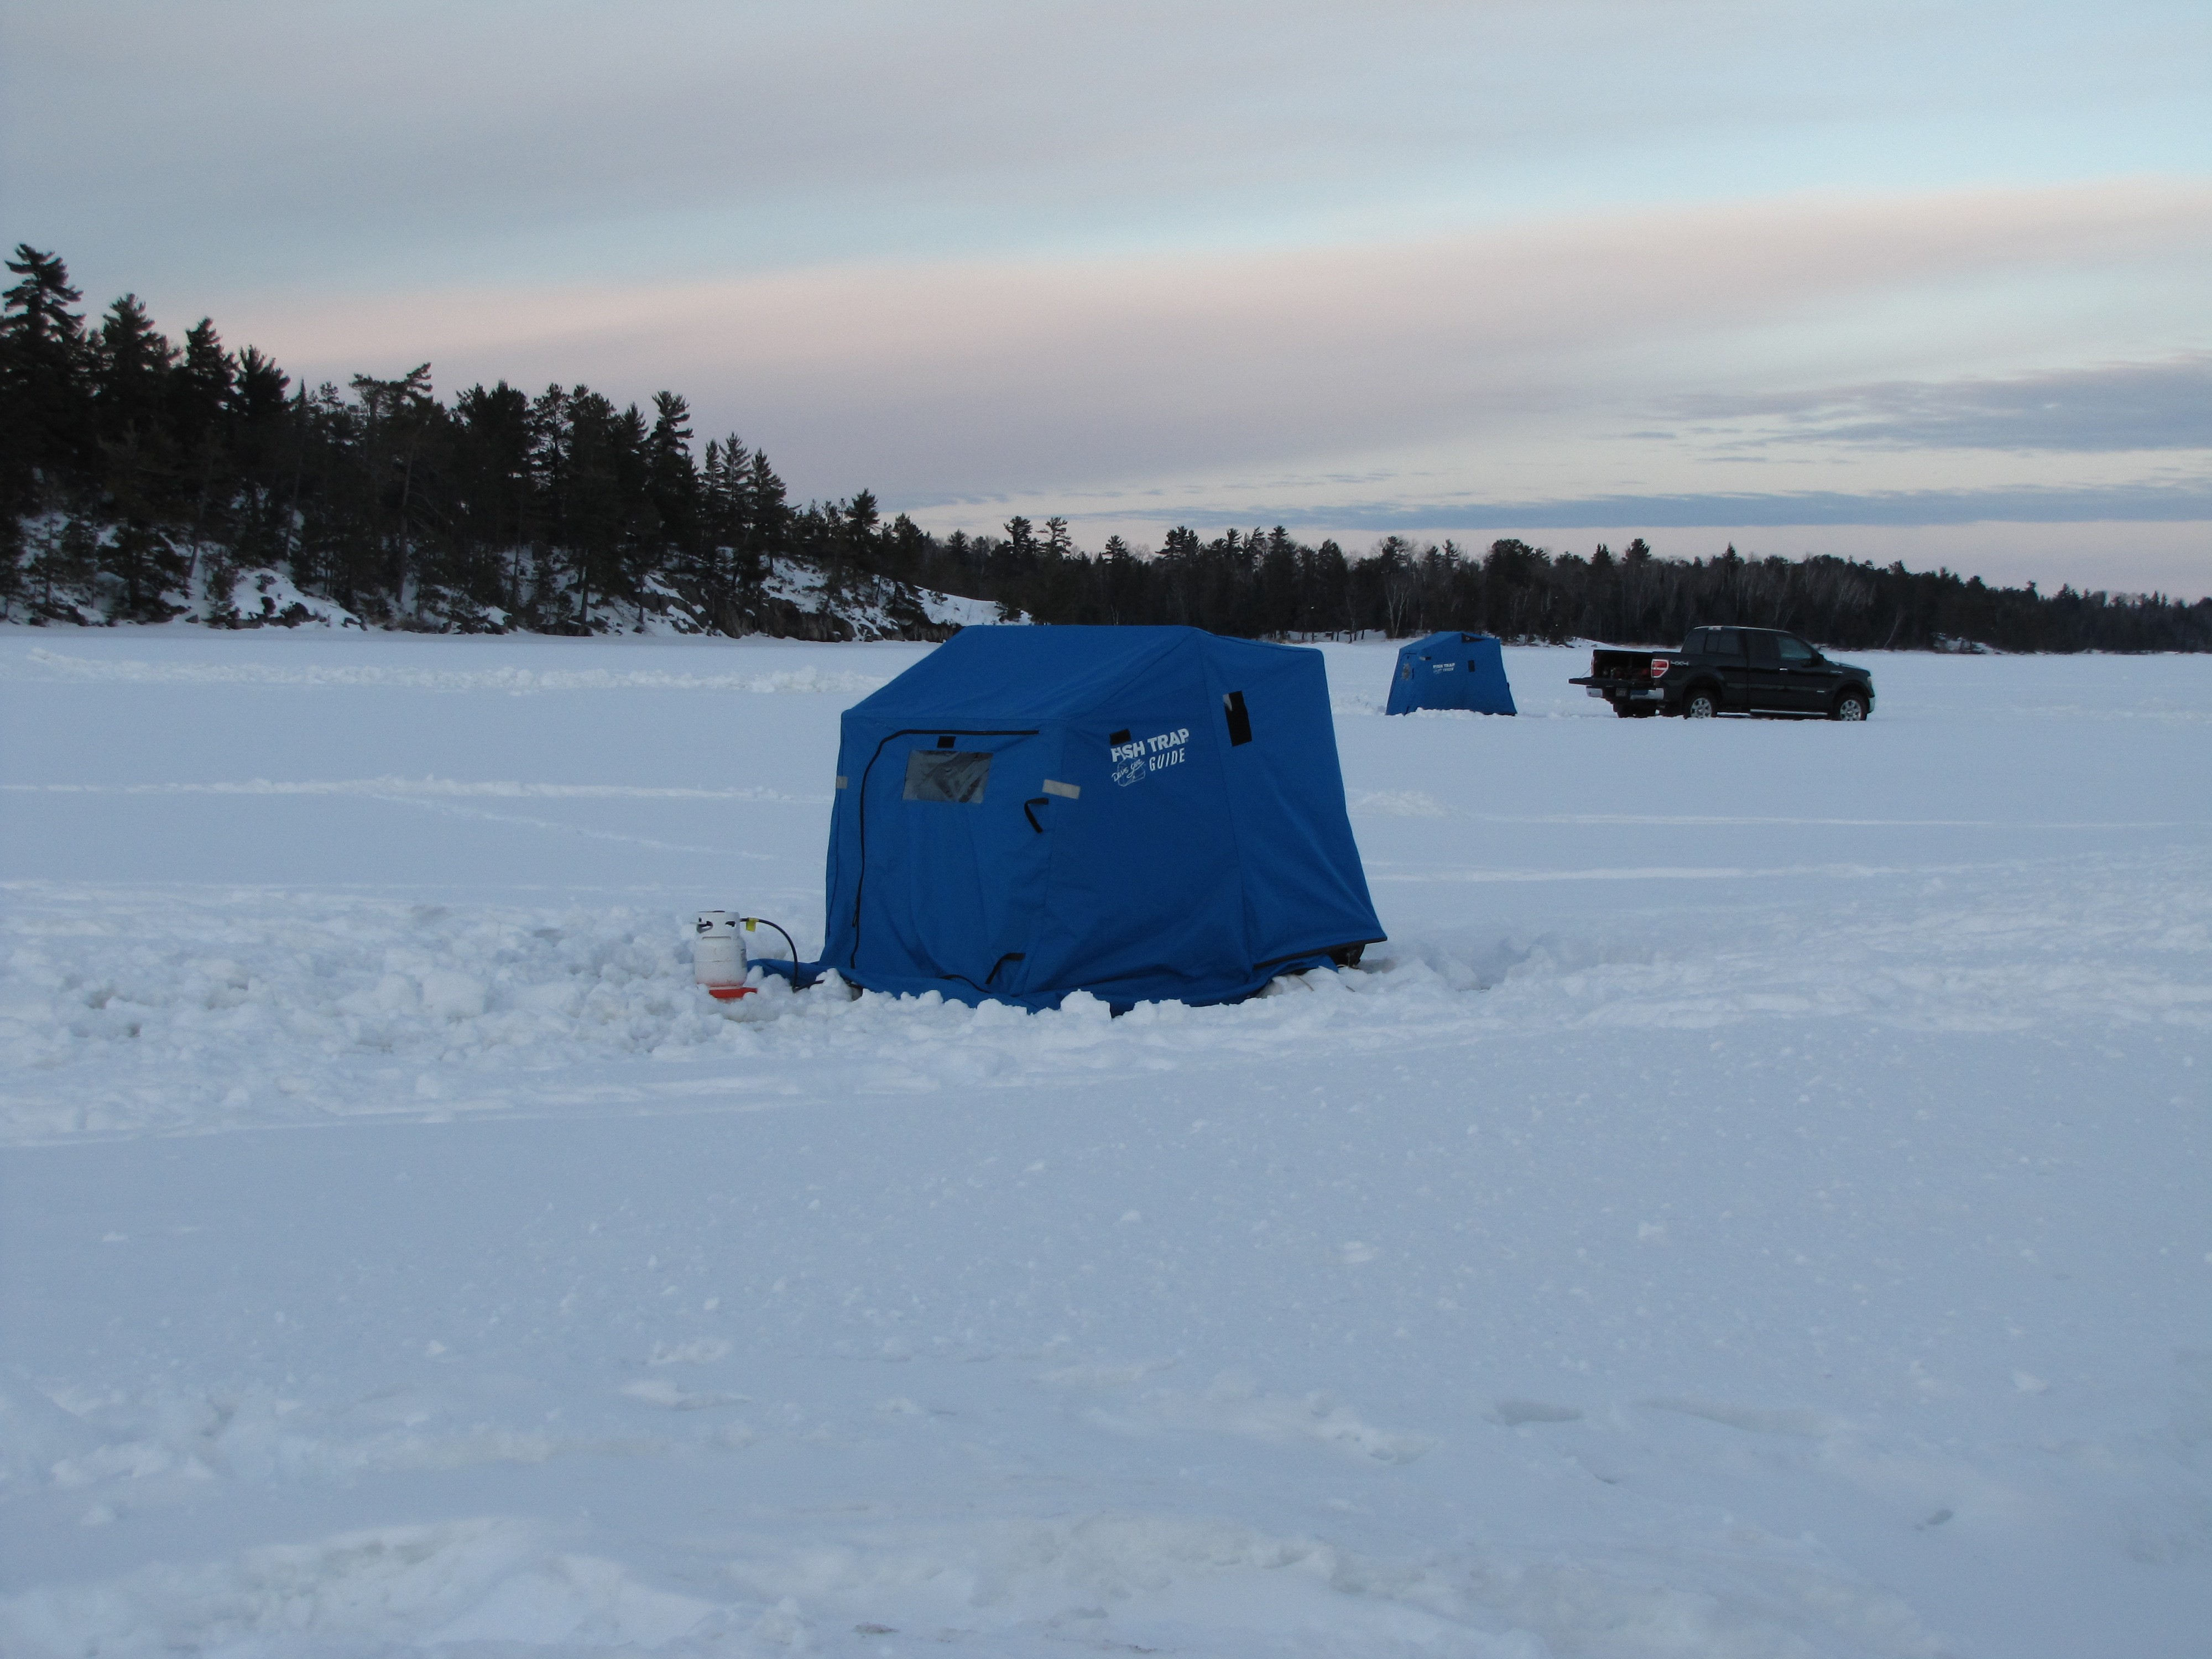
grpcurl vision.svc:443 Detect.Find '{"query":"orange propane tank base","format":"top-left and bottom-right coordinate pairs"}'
top-left (705, 985), bottom-right (756, 1001)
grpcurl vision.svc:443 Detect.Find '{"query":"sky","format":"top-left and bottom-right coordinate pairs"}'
top-left (4, 0), bottom-right (2208, 596)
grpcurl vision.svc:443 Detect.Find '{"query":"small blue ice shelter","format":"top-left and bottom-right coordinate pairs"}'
top-left (812, 626), bottom-right (1384, 1010)
top-left (1384, 632), bottom-right (1516, 716)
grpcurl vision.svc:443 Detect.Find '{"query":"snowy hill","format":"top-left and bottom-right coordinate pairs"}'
top-left (748, 556), bottom-right (1009, 640)
top-left (7, 530), bottom-right (1011, 642)
top-left (1, 632), bottom-right (2207, 1657)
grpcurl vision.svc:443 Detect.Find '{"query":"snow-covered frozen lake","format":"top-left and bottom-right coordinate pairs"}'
top-left (2, 629), bottom-right (2207, 1658)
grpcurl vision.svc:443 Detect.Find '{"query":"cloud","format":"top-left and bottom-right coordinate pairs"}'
top-left (1, 2), bottom-right (1768, 284)
top-left (10, 0), bottom-right (2208, 296)
top-left (1670, 356), bottom-right (2212, 453)
top-left (1093, 481), bottom-right (2212, 532)
top-left (211, 180), bottom-right (2212, 505)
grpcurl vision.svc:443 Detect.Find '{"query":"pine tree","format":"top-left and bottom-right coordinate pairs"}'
top-left (348, 364), bottom-right (437, 615)
top-left (701, 435), bottom-right (750, 550)
top-left (2, 246), bottom-right (86, 352)
top-left (613, 400), bottom-right (654, 625)
top-left (521, 385), bottom-right (572, 623)
top-left (832, 488), bottom-right (881, 594)
top-left (93, 295), bottom-right (176, 442)
top-left (884, 512), bottom-right (928, 582)
top-left (1, 246), bottom-right (97, 536)
top-left (693, 434), bottom-right (755, 630)
top-left (554, 388), bottom-right (630, 629)
top-left (88, 296), bottom-right (187, 617)
top-left (445, 380), bottom-right (531, 612)
top-left (172, 319), bottom-right (234, 586)
top-left (646, 391), bottom-right (698, 547)
top-left (745, 449), bottom-right (787, 564)
top-left (18, 517), bottom-right (100, 618)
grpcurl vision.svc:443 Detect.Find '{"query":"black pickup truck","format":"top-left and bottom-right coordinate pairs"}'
top-left (1571, 627), bottom-right (1875, 719)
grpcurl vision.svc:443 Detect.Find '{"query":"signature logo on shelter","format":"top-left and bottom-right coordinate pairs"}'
top-left (1108, 726), bottom-right (1191, 786)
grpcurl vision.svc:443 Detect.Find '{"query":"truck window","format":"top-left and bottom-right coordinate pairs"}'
top-left (1706, 629), bottom-right (1742, 661)
top-left (1747, 633), bottom-right (1779, 668)
top-left (1776, 635), bottom-right (1814, 666)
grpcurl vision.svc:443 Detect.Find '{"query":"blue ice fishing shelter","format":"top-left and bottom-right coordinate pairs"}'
top-left (808, 626), bottom-right (1383, 1010)
top-left (1384, 631), bottom-right (1516, 716)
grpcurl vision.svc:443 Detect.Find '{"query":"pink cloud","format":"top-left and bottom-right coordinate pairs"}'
top-left (212, 179), bottom-right (2212, 502)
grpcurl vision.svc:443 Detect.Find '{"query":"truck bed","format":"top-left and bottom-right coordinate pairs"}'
top-left (1576, 648), bottom-right (1674, 685)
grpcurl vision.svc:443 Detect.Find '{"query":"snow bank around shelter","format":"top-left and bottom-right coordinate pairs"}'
top-left (4, 843), bottom-right (2204, 1142)
top-left (0, 1519), bottom-right (722, 1658)
top-left (0, 1498), bottom-right (1962, 1659)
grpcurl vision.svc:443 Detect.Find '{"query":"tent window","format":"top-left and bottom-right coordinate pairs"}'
top-left (904, 749), bottom-right (992, 804)
top-left (1223, 690), bottom-right (1253, 746)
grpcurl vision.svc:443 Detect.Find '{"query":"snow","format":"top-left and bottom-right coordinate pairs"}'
top-left (1, 628), bottom-right (2207, 1657)
top-left (915, 589), bottom-right (1009, 629)
top-left (12, 535), bottom-right (1006, 638)
top-left (201, 565), bottom-right (368, 630)
top-left (755, 559), bottom-right (1019, 635)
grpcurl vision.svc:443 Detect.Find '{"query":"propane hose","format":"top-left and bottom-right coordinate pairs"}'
top-left (739, 917), bottom-right (804, 980)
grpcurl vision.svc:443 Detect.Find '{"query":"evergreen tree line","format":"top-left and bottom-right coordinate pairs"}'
top-left (952, 522), bottom-right (2212, 653)
top-left (4, 245), bottom-right (2205, 651)
top-left (0, 246), bottom-right (801, 632)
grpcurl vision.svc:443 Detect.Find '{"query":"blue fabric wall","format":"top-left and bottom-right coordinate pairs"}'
top-left (1384, 632), bottom-right (1517, 715)
top-left (815, 627), bottom-right (1383, 1009)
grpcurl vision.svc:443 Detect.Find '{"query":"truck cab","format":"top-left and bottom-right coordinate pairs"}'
top-left (1571, 628), bottom-right (1875, 719)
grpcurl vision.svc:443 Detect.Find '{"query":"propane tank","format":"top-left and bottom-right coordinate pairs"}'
top-left (693, 910), bottom-right (754, 1000)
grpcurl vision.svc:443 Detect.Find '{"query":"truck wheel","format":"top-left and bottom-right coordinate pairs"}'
top-left (1833, 690), bottom-right (1869, 722)
top-left (1611, 700), bottom-right (1642, 718)
top-left (1683, 688), bottom-right (1719, 719)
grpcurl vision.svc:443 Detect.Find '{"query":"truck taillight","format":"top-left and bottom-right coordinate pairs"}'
top-left (1650, 657), bottom-right (1670, 677)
